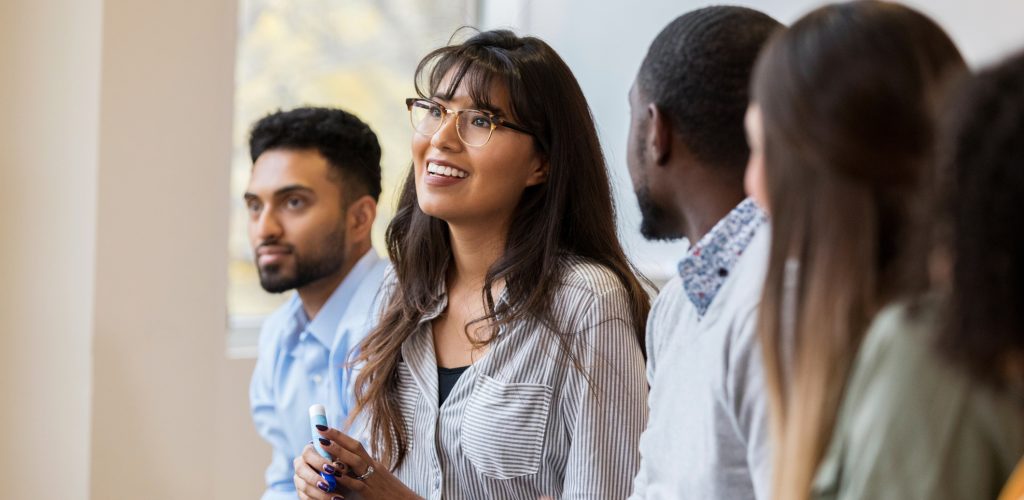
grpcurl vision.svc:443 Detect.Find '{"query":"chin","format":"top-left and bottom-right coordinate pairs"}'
top-left (417, 201), bottom-right (453, 222)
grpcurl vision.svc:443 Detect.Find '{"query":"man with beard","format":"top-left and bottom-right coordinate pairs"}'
top-left (625, 7), bottom-right (782, 500)
top-left (244, 107), bottom-right (389, 500)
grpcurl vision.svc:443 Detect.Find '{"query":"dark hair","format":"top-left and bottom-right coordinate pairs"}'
top-left (751, 2), bottom-right (966, 498)
top-left (350, 29), bottom-right (651, 468)
top-left (637, 6), bottom-right (781, 172)
top-left (940, 50), bottom-right (1024, 396)
top-left (249, 106), bottom-right (382, 201)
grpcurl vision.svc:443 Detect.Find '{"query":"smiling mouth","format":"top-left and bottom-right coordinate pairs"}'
top-left (427, 162), bottom-right (469, 178)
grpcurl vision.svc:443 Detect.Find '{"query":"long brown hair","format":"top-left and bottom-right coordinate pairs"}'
top-left (751, 2), bottom-right (965, 498)
top-left (350, 29), bottom-right (650, 469)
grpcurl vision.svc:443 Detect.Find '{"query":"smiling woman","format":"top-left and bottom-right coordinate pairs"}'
top-left (291, 29), bottom-right (652, 500)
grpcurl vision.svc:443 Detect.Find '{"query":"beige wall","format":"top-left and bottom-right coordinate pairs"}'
top-left (1, 0), bottom-right (268, 498)
top-left (0, 0), bottom-right (102, 498)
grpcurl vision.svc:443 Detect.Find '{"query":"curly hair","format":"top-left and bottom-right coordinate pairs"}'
top-left (249, 106), bottom-right (382, 201)
top-left (940, 50), bottom-right (1024, 394)
top-left (637, 6), bottom-right (781, 172)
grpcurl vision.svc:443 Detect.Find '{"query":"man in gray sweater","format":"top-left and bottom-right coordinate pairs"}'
top-left (625, 7), bottom-right (782, 500)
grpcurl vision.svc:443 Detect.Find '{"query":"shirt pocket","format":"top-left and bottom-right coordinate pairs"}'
top-left (461, 374), bottom-right (553, 480)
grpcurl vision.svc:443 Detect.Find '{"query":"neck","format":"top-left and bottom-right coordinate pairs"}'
top-left (296, 243), bottom-right (370, 319)
top-left (674, 175), bottom-right (746, 244)
top-left (446, 218), bottom-right (508, 290)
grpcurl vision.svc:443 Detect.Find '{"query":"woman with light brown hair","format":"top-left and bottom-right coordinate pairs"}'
top-left (742, 1), bottom-right (969, 498)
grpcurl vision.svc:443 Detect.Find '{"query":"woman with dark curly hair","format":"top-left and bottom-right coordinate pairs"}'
top-left (938, 50), bottom-right (1024, 500)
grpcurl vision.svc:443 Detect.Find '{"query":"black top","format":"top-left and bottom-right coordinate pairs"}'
top-left (438, 365), bottom-right (470, 405)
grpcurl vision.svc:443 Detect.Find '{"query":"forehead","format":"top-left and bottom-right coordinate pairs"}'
top-left (247, 148), bottom-right (337, 193)
top-left (434, 67), bottom-right (512, 112)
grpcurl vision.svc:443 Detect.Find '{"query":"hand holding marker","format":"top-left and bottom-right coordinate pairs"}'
top-left (309, 404), bottom-right (338, 492)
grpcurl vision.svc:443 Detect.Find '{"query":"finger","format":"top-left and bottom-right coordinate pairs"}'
top-left (302, 442), bottom-right (334, 470)
top-left (296, 468), bottom-right (338, 500)
top-left (316, 441), bottom-right (368, 474)
top-left (294, 454), bottom-right (330, 492)
top-left (294, 473), bottom-right (346, 500)
top-left (315, 427), bottom-right (365, 455)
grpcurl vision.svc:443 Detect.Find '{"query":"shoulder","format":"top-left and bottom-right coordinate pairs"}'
top-left (556, 256), bottom-right (629, 299)
top-left (546, 256), bottom-right (638, 331)
top-left (855, 298), bottom-right (941, 373)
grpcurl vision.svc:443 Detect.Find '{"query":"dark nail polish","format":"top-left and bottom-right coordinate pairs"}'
top-left (317, 481), bottom-right (330, 492)
top-left (318, 437), bottom-right (331, 446)
top-left (323, 463), bottom-right (336, 474)
top-left (333, 463), bottom-right (347, 476)
top-left (315, 424), bottom-right (328, 431)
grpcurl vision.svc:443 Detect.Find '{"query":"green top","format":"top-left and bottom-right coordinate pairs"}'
top-left (812, 297), bottom-right (1024, 500)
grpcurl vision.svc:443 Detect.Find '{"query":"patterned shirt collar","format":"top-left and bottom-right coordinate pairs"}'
top-left (678, 197), bottom-right (766, 317)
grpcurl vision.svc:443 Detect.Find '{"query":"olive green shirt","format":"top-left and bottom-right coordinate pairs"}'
top-left (813, 298), bottom-right (1024, 500)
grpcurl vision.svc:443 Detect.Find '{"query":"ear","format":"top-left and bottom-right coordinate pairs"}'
top-left (525, 155), bottom-right (549, 187)
top-left (648, 103), bottom-right (672, 166)
top-left (345, 195), bottom-right (377, 242)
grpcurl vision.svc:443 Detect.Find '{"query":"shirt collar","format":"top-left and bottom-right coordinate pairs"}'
top-left (297, 249), bottom-right (382, 350)
top-left (678, 197), bottom-right (766, 317)
top-left (416, 279), bottom-right (511, 325)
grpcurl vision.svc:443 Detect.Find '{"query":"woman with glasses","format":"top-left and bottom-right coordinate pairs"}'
top-left (292, 29), bottom-right (650, 500)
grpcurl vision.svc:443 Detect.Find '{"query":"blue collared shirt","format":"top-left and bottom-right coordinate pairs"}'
top-left (249, 250), bottom-right (389, 500)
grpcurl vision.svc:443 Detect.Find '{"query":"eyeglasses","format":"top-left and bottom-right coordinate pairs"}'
top-left (406, 98), bottom-right (533, 148)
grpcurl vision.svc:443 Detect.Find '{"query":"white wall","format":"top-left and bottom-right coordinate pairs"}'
top-left (480, 0), bottom-right (1024, 281)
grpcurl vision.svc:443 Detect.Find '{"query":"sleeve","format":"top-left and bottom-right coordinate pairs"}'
top-left (249, 318), bottom-right (298, 498)
top-left (725, 305), bottom-right (772, 500)
top-left (561, 288), bottom-right (650, 500)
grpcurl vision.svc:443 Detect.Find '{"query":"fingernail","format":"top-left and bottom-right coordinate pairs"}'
top-left (318, 437), bottom-right (331, 446)
top-left (333, 496), bottom-right (345, 500)
top-left (317, 481), bottom-right (330, 492)
top-left (315, 424), bottom-right (328, 431)
top-left (334, 462), bottom-right (348, 475)
top-left (323, 463), bottom-right (336, 474)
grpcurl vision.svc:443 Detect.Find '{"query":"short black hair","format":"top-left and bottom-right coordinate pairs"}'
top-left (637, 6), bottom-right (782, 171)
top-left (249, 107), bottom-right (382, 201)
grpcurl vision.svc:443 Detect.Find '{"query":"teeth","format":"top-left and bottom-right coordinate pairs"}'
top-left (427, 162), bottom-right (468, 178)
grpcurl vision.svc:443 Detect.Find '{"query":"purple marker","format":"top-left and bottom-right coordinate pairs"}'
top-left (309, 404), bottom-right (338, 492)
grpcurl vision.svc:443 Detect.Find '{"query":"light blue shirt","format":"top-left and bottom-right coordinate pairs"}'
top-left (250, 250), bottom-right (389, 500)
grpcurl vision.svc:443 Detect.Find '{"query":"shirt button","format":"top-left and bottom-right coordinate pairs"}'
top-left (312, 374), bottom-right (323, 384)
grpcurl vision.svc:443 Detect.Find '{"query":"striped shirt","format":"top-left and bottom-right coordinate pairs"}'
top-left (385, 257), bottom-right (648, 499)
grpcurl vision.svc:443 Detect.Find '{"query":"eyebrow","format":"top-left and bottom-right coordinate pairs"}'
top-left (429, 94), bottom-right (504, 116)
top-left (243, 184), bottom-right (315, 201)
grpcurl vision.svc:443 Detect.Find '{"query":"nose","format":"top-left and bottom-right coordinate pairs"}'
top-left (253, 207), bottom-right (283, 243)
top-left (430, 110), bottom-right (463, 151)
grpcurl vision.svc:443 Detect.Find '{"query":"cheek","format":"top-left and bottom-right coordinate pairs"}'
top-left (744, 153), bottom-right (769, 214)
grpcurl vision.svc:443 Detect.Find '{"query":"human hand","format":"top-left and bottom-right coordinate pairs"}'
top-left (293, 427), bottom-right (421, 500)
